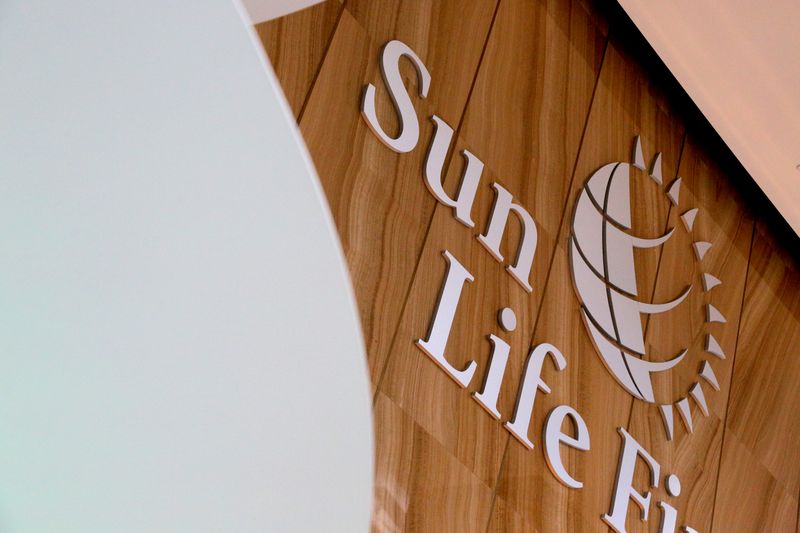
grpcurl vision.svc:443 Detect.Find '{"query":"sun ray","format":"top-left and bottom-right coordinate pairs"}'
top-left (693, 241), bottom-right (713, 260)
top-left (706, 304), bottom-right (727, 323)
top-left (705, 334), bottom-right (725, 358)
top-left (681, 208), bottom-right (698, 231)
top-left (666, 177), bottom-right (682, 205)
top-left (660, 404), bottom-right (675, 441)
top-left (632, 135), bottom-right (646, 169)
top-left (676, 398), bottom-right (693, 433)
top-left (689, 383), bottom-right (709, 416)
top-left (650, 153), bottom-right (663, 184)
top-left (701, 273), bottom-right (722, 291)
top-left (700, 361), bottom-right (720, 391)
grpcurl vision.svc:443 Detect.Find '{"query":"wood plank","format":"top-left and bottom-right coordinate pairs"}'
top-left (717, 218), bottom-right (800, 503)
top-left (297, 3), bottom-right (498, 391)
top-left (626, 134), bottom-right (755, 533)
top-left (255, 0), bottom-right (344, 118)
top-left (486, 495), bottom-right (539, 533)
top-left (712, 429), bottom-right (798, 533)
top-left (492, 36), bottom-right (685, 532)
top-left (372, 393), bottom-right (493, 532)
top-left (377, 0), bottom-right (606, 507)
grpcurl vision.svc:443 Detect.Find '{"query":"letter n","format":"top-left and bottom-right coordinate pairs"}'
top-left (477, 183), bottom-right (538, 292)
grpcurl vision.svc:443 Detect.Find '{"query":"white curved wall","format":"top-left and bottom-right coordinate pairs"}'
top-left (0, 1), bottom-right (372, 531)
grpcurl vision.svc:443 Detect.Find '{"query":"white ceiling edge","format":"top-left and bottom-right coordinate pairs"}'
top-left (618, 0), bottom-right (800, 236)
top-left (241, 0), bottom-right (325, 24)
top-left (0, 0), bottom-right (372, 530)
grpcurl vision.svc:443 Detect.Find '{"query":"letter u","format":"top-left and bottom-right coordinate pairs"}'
top-left (424, 115), bottom-right (483, 228)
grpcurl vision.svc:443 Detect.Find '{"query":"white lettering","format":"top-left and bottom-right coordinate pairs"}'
top-left (603, 428), bottom-right (660, 533)
top-left (416, 250), bottom-right (477, 387)
top-left (543, 404), bottom-right (591, 489)
top-left (424, 115), bottom-right (483, 227)
top-left (472, 334), bottom-right (510, 419)
top-left (504, 343), bottom-right (566, 448)
top-left (477, 182), bottom-right (538, 292)
top-left (361, 40), bottom-right (431, 153)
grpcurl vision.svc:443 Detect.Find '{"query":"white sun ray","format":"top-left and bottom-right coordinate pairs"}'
top-left (700, 361), bottom-right (720, 391)
top-left (693, 241), bottom-right (713, 260)
top-left (689, 382), bottom-right (709, 416)
top-left (701, 273), bottom-right (722, 291)
top-left (681, 208), bottom-right (698, 231)
top-left (676, 397), bottom-right (693, 433)
top-left (706, 304), bottom-right (727, 323)
top-left (632, 135), bottom-right (646, 170)
top-left (667, 177), bottom-right (682, 206)
top-left (650, 153), bottom-right (663, 184)
top-left (660, 404), bottom-right (675, 441)
top-left (705, 334), bottom-right (726, 359)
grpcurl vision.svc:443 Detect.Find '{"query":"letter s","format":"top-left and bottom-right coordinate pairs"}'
top-left (361, 40), bottom-right (431, 153)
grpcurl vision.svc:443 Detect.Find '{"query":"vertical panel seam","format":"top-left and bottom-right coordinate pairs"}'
top-left (708, 215), bottom-right (757, 533)
top-left (797, 478), bottom-right (800, 533)
top-left (370, 0), bottom-right (503, 404)
top-left (482, 26), bottom-right (611, 533)
top-left (296, 1), bottom-right (347, 123)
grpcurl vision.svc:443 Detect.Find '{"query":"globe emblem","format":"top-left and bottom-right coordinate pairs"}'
top-left (569, 136), bottom-right (726, 440)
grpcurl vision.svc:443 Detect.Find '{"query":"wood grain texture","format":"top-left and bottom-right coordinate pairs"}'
top-left (372, 392), bottom-right (493, 532)
top-left (344, 0), bottom-right (501, 126)
top-left (257, 2), bottom-right (800, 531)
top-left (624, 134), bottom-right (756, 533)
top-left (256, 0), bottom-right (343, 118)
top-left (297, 2), bottom-right (498, 394)
top-left (712, 429), bottom-right (798, 533)
top-left (376, 0), bottom-right (606, 525)
top-left (486, 496), bottom-right (539, 533)
top-left (726, 220), bottom-right (800, 494)
top-left (492, 36), bottom-right (684, 532)
top-left (382, 2), bottom-right (603, 486)
top-left (711, 219), bottom-right (800, 532)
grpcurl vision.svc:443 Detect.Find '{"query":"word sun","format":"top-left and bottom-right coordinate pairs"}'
top-left (361, 39), bottom-right (700, 533)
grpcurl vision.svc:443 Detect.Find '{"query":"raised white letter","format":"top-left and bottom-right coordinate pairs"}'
top-left (361, 40), bottom-right (431, 153)
top-left (477, 182), bottom-right (538, 292)
top-left (658, 501), bottom-right (678, 533)
top-left (504, 343), bottom-right (566, 448)
top-left (543, 405), bottom-right (591, 489)
top-left (416, 250), bottom-right (477, 388)
top-left (472, 334), bottom-right (510, 419)
top-left (424, 115), bottom-right (483, 227)
top-left (603, 428), bottom-right (661, 533)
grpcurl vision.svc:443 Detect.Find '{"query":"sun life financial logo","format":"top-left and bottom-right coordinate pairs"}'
top-left (569, 136), bottom-right (726, 441)
top-left (360, 39), bottom-right (709, 530)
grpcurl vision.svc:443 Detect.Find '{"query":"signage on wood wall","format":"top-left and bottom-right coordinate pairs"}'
top-left (361, 39), bottom-right (726, 533)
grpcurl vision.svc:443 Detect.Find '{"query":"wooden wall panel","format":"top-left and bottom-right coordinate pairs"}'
top-left (376, 0), bottom-right (606, 504)
top-left (297, 1), bottom-right (498, 394)
top-left (255, 0), bottom-right (343, 118)
top-left (259, 2), bottom-right (800, 531)
top-left (351, 0), bottom-right (608, 527)
top-left (711, 220), bottom-right (800, 532)
top-left (492, 36), bottom-right (684, 532)
top-left (726, 222), bottom-right (800, 494)
top-left (625, 134), bottom-right (756, 532)
top-left (372, 392), bottom-right (493, 532)
top-left (344, 0), bottom-right (501, 126)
